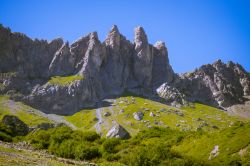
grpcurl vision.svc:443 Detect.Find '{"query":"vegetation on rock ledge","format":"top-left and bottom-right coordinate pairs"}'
top-left (48, 75), bottom-right (84, 86)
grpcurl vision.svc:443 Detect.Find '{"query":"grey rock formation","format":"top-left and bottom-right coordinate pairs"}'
top-left (156, 83), bottom-right (186, 106)
top-left (133, 111), bottom-right (144, 120)
top-left (0, 24), bottom-right (249, 114)
top-left (209, 145), bottom-right (219, 160)
top-left (149, 112), bottom-right (155, 117)
top-left (133, 26), bottom-right (153, 87)
top-left (104, 112), bottom-right (111, 117)
top-left (175, 60), bottom-right (250, 108)
top-left (49, 42), bottom-right (74, 76)
top-left (152, 41), bottom-right (175, 88)
top-left (106, 122), bottom-right (130, 139)
top-left (101, 25), bottom-right (133, 95)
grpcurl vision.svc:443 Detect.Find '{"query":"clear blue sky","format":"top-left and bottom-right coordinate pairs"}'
top-left (0, 0), bottom-right (249, 73)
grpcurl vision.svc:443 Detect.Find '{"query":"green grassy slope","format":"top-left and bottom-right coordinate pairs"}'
top-left (0, 96), bottom-right (51, 127)
top-left (64, 109), bottom-right (97, 131)
top-left (0, 94), bottom-right (249, 165)
top-left (173, 122), bottom-right (250, 165)
top-left (63, 96), bottom-right (247, 136)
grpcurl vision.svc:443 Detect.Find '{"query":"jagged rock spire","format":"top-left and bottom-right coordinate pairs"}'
top-left (133, 26), bottom-right (153, 87)
top-left (88, 32), bottom-right (99, 47)
top-left (154, 41), bottom-right (165, 49)
top-left (134, 26), bottom-right (148, 50)
top-left (154, 41), bottom-right (168, 59)
top-left (105, 25), bottom-right (120, 48)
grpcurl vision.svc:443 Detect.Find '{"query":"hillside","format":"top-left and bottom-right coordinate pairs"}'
top-left (0, 94), bottom-right (250, 165)
top-left (0, 25), bottom-right (250, 165)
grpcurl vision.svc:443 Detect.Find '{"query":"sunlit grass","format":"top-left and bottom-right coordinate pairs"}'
top-left (173, 122), bottom-right (250, 165)
top-left (0, 95), bottom-right (51, 126)
top-left (64, 109), bottom-right (97, 131)
top-left (48, 75), bottom-right (84, 86)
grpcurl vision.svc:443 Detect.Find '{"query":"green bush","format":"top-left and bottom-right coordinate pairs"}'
top-left (55, 139), bottom-right (77, 158)
top-left (26, 126), bottom-right (102, 160)
top-left (49, 126), bottom-right (73, 144)
top-left (24, 125), bottom-right (249, 165)
top-left (0, 122), bottom-right (13, 142)
top-left (121, 143), bottom-right (173, 166)
top-left (26, 130), bottom-right (51, 149)
top-left (75, 142), bottom-right (101, 160)
top-left (103, 153), bottom-right (121, 161)
top-left (72, 131), bottom-right (100, 142)
top-left (0, 131), bottom-right (12, 142)
top-left (102, 138), bottom-right (121, 153)
top-left (0, 122), bottom-right (13, 136)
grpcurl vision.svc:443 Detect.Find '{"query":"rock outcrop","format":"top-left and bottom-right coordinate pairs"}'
top-left (133, 111), bottom-right (144, 121)
top-left (0, 24), bottom-right (249, 114)
top-left (106, 122), bottom-right (130, 139)
top-left (133, 26), bottom-right (153, 87)
top-left (175, 60), bottom-right (250, 108)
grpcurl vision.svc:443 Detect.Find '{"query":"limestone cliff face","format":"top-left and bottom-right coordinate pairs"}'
top-left (101, 25), bottom-right (133, 95)
top-left (133, 26), bottom-right (153, 87)
top-left (0, 26), bottom-right (63, 78)
top-left (152, 41), bottom-right (175, 88)
top-left (0, 24), bottom-right (249, 114)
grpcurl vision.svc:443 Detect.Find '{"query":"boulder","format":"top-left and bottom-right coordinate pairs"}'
top-left (156, 83), bottom-right (186, 105)
top-left (106, 122), bottom-right (130, 139)
top-left (149, 112), bottom-right (155, 117)
top-left (104, 112), bottom-right (111, 117)
top-left (133, 111), bottom-right (144, 120)
top-left (209, 145), bottom-right (219, 160)
top-left (119, 109), bottom-right (125, 114)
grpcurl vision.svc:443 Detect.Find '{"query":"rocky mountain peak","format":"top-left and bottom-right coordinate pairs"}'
top-left (154, 41), bottom-right (166, 49)
top-left (88, 32), bottom-right (99, 46)
top-left (133, 26), bottom-right (153, 87)
top-left (105, 25), bottom-right (120, 48)
top-left (110, 24), bottom-right (119, 33)
top-left (48, 37), bottom-right (64, 47)
top-left (0, 24), bottom-right (249, 114)
top-left (212, 59), bottom-right (224, 70)
top-left (134, 26), bottom-right (148, 48)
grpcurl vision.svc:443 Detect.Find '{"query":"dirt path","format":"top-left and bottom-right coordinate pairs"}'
top-left (2, 99), bottom-right (21, 114)
top-left (94, 99), bottom-right (118, 135)
top-left (94, 107), bottom-right (103, 135)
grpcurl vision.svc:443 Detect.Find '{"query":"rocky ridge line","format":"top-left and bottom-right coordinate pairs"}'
top-left (0, 24), bottom-right (249, 114)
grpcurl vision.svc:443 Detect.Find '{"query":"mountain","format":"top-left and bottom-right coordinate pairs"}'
top-left (1, 24), bottom-right (250, 165)
top-left (0, 24), bottom-right (249, 115)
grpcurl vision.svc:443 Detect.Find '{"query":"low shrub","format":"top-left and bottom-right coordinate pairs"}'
top-left (102, 138), bottom-right (121, 153)
top-left (75, 143), bottom-right (101, 160)
top-left (26, 130), bottom-right (51, 149)
top-left (54, 139), bottom-right (77, 158)
top-left (26, 126), bottom-right (102, 160)
top-left (0, 131), bottom-right (12, 142)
